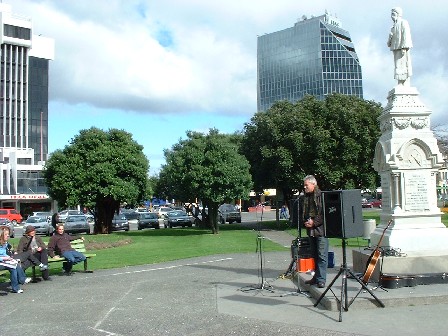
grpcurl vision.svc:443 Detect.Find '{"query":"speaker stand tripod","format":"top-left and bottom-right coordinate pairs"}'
top-left (313, 238), bottom-right (384, 322)
top-left (241, 232), bottom-right (274, 293)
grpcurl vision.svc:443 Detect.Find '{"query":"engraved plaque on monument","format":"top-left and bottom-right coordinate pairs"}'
top-left (403, 171), bottom-right (429, 212)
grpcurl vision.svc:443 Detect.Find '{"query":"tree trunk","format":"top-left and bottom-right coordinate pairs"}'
top-left (94, 197), bottom-right (119, 234)
top-left (208, 203), bottom-right (219, 234)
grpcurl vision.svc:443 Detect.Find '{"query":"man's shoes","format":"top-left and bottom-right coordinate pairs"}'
top-left (39, 264), bottom-right (49, 271)
top-left (317, 282), bottom-right (326, 288)
top-left (24, 277), bottom-right (32, 284)
top-left (63, 271), bottom-right (73, 276)
top-left (43, 277), bottom-right (52, 281)
top-left (305, 278), bottom-right (316, 285)
top-left (13, 289), bottom-right (24, 293)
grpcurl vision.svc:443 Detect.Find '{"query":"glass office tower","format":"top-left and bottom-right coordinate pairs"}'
top-left (257, 13), bottom-right (363, 112)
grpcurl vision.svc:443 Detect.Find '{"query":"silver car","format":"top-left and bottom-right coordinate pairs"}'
top-left (58, 210), bottom-right (83, 223)
top-left (63, 215), bottom-right (90, 234)
top-left (32, 211), bottom-right (52, 222)
top-left (0, 217), bottom-right (14, 238)
top-left (25, 216), bottom-right (54, 236)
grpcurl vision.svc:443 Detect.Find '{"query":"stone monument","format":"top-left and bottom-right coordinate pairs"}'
top-left (353, 8), bottom-right (448, 277)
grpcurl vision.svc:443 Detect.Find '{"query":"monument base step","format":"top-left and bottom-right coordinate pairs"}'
top-left (352, 249), bottom-right (448, 282)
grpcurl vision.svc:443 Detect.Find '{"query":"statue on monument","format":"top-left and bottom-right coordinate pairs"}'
top-left (387, 7), bottom-right (413, 86)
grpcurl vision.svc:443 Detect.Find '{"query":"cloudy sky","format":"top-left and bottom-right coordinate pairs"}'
top-left (9, 0), bottom-right (448, 174)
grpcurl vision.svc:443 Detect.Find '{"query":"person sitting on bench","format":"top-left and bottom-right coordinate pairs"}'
top-left (16, 225), bottom-right (51, 281)
top-left (0, 228), bottom-right (31, 293)
top-left (48, 224), bottom-right (86, 276)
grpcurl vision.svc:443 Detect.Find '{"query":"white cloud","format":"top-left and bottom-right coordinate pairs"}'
top-left (11, 0), bottom-right (448, 126)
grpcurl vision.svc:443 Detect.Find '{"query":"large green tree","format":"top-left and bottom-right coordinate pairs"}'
top-left (43, 127), bottom-right (149, 233)
top-left (242, 94), bottom-right (382, 202)
top-left (158, 129), bottom-right (252, 234)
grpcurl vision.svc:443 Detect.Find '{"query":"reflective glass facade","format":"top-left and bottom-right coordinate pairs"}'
top-left (28, 57), bottom-right (49, 162)
top-left (257, 14), bottom-right (363, 111)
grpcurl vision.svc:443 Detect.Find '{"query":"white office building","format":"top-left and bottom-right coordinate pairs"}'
top-left (0, 4), bottom-right (54, 214)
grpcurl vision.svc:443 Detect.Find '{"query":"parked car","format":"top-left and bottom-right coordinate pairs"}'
top-left (63, 215), bottom-right (90, 234)
top-left (25, 216), bottom-right (54, 236)
top-left (123, 211), bottom-right (140, 225)
top-left (163, 211), bottom-right (193, 228)
top-left (137, 212), bottom-right (160, 230)
top-left (32, 211), bottom-right (52, 222)
top-left (0, 208), bottom-right (23, 225)
top-left (218, 204), bottom-right (242, 224)
top-left (156, 206), bottom-right (172, 218)
top-left (111, 214), bottom-right (130, 232)
top-left (0, 217), bottom-right (14, 238)
top-left (58, 210), bottom-right (84, 223)
top-left (362, 199), bottom-right (382, 208)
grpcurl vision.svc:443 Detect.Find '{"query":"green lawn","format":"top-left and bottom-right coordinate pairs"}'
top-left (3, 211), bottom-right (447, 277)
top-left (5, 226), bottom-right (286, 275)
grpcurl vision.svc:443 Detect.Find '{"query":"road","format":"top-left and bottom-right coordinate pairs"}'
top-left (15, 207), bottom-right (380, 236)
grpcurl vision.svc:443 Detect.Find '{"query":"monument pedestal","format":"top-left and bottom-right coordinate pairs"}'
top-left (370, 85), bottom-right (448, 277)
top-left (370, 213), bottom-right (448, 252)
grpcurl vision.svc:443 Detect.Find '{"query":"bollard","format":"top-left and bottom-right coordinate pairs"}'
top-left (363, 219), bottom-right (376, 247)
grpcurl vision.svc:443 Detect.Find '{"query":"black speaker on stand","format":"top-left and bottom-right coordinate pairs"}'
top-left (314, 189), bottom-right (384, 322)
top-left (322, 189), bottom-right (363, 239)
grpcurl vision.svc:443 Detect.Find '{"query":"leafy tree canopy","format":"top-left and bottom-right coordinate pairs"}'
top-left (43, 127), bottom-right (149, 233)
top-left (158, 129), bottom-right (252, 233)
top-left (242, 94), bottom-right (382, 200)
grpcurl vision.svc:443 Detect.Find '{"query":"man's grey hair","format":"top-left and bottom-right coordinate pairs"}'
top-left (303, 175), bottom-right (317, 185)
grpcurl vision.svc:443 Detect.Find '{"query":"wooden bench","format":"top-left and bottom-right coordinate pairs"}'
top-left (31, 239), bottom-right (96, 279)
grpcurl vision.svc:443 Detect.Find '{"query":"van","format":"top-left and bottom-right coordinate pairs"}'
top-left (0, 208), bottom-right (23, 225)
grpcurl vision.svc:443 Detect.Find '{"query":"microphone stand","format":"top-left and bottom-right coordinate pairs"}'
top-left (240, 204), bottom-right (274, 293)
top-left (281, 199), bottom-right (309, 297)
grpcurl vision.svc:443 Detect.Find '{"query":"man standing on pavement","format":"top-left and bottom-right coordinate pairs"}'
top-left (48, 224), bottom-right (86, 275)
top-left (16, 225), bottom-right (51, 281)
top-left (301, 175), bottom-right (328, 288)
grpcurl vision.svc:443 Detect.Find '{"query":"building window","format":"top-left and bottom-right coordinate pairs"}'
top-left (3, 24), bottom-right (31, 40)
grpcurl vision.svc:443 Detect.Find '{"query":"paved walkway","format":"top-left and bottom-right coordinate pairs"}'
top-left (1, 228), bottom-right (447, 335)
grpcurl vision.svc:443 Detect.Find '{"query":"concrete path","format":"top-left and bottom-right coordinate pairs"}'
top-left (1, 227), bottom-right (447, 335)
